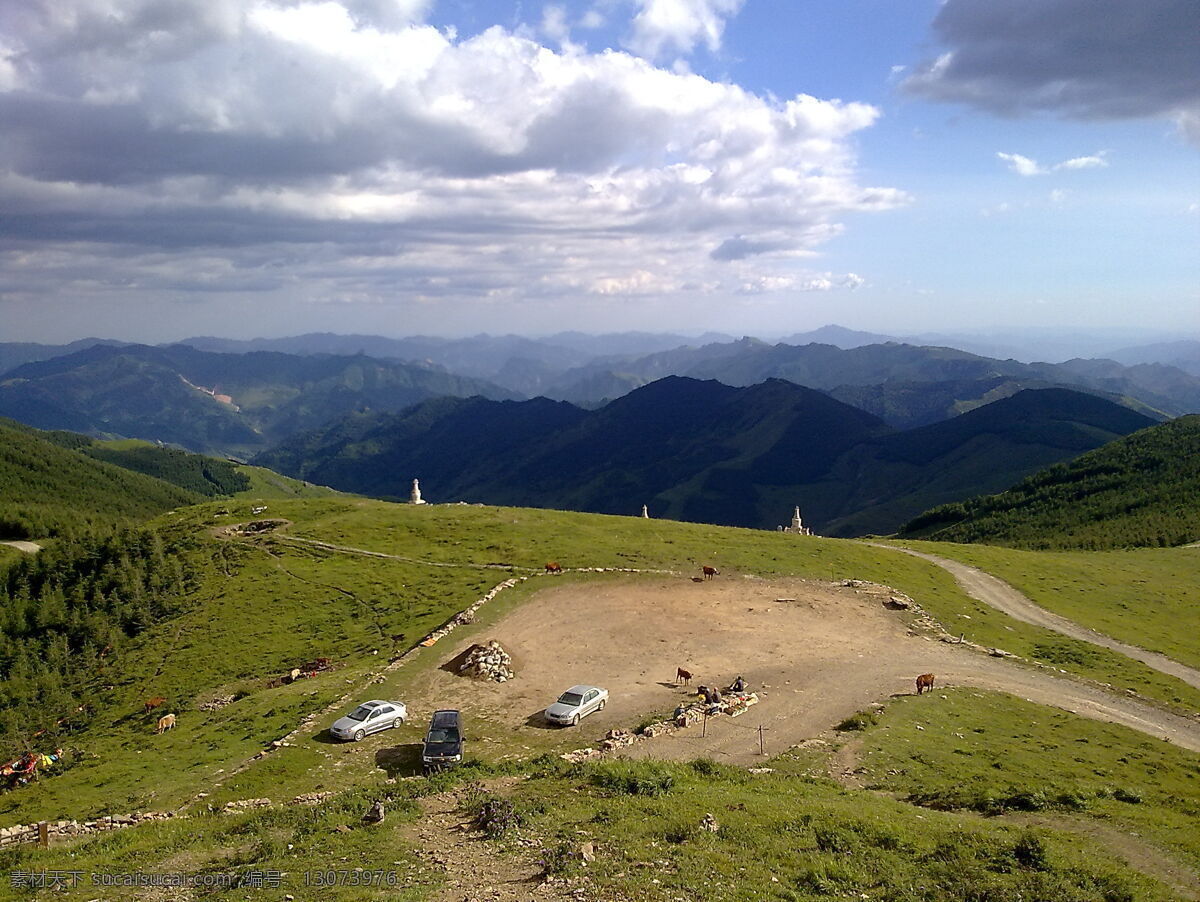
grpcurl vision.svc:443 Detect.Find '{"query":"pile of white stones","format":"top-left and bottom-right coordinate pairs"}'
top-left (459, 640), bottom-right (515, 682)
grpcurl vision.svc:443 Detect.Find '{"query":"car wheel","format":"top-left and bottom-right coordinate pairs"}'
top-left (353, 729), bottom-right (365, 742)
top-left (571, 714), bottom-right (580, 726)
top-left (392, 718), bottom-right (403, 729)
top-left (598, 699), bottom-right (606, 710)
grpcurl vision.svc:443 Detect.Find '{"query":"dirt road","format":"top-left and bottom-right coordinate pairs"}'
top-left (401, 575), bottom-right (1200, 765)
top-left (873, 544), bottom-right (1200, 691)
top-left (0, 540), bottom-right (41, 553)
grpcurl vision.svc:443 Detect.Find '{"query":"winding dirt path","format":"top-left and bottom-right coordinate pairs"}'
top-left (870, 544), bottom-right (1200, 691)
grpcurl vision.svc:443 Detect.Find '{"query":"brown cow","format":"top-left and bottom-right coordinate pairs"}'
top-left (143, 696), bottom-right (166, 713)
top-left (915, 673), bottom-right (936, 695)
top-left (544, 562), bottom-right (563, 573)
top-left (701, 566), bottom-right (719, 580)
top-left (676, 667), bottom-right (693, 686)
top-left (156, 713), bottom-right (176, 734)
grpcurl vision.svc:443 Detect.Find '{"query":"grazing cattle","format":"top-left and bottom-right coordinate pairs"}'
top-left (701, 566), bottom-right (719, 580)
top-left (144, 696), bottom-right (166, 713)
top-left (915, 673), bottom-right (936, 695)
top-left (676, 667), bottom-right (693, 686)
top-left (156, 713), bottom-right (176, 734)
top-left (544, 562), bottom-right (563, 573)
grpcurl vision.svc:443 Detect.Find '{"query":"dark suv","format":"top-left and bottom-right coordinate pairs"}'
top-left (422, 709), bottom-right (465, 772)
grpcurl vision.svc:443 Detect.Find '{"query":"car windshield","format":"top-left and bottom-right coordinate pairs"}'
top-left (426, 729), bottom-right (458, 744)
top-left (557, 692), bottom-right (584, 706)
top-left (346, 705), bottom-right (374, 722)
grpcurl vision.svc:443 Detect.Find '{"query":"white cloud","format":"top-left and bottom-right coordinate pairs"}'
top-left (625, 0), bottom-right (744, 60)
top-left (1057, 154), bottom-right (1106, 170)
top-left (997, 150), bottom-right (1110, 175)
top-left (996, 152), bottom-right (1045, 176)
top-left (0, 0), bottom-right (905, 320)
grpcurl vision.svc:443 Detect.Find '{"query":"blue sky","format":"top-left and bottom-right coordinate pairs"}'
top-left (0, 0), bottom-right (1196, 343)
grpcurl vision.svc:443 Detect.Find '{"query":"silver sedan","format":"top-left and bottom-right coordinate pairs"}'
top-left (545, 685), bottom-right (608, 726)
top-left (329, 699), bottom-right (407, 741)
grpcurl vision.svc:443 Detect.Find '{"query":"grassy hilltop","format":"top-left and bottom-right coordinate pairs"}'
top-left (0, 494), bottom-right (1198, 900)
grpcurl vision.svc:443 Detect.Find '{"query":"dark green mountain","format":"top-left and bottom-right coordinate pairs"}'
top-left (0, 344), bottom-right (517, 454)
top-left (817, 388), bottom-right (1156, 536)
top-left (256, 380), bottom-right (1153, 536)
top-left (0, 418), bottom-right (200, 538)
top-left (899, 415), bottom-right (1200, 549)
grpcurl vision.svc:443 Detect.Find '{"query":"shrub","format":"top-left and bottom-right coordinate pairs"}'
top-left (1112, 786), bottom-right (1142, 804)
top-left (587, 761), bottom-right (675, 797)
top-left (1012, 830), bottom-right (1049, 870)
top-left (539, 842), bottom-right (576, 877)
top-left (836, 710), bottom-right (878, 732)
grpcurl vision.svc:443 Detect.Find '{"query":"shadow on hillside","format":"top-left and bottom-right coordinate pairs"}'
top-left (375, 744), bottom-right (423, 778)
top-left (312, 729), bottom-right (345, 745)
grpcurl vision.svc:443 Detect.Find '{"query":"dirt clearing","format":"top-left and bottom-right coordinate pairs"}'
top-left (398, 575), bottom-right (1200, 764)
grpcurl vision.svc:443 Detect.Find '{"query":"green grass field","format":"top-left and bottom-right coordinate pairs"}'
top-left (5, 497), bottom-right (1200, 831)
top-left (3, 497), bottom-right (1200, 900)
top-left (9, 692), bottom-right (1195, 901)
top-left (233, 465), bottom-right (341, 499)
top-left (895, 542), bottom-right (1200, 671)
top-left (846, 688), bottom-right (1200, 885)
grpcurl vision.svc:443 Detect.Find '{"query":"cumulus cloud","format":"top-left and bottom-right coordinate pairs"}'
top-left (905, 0), bottom-right (1200, 144)
top-left (0, 0), bottom-right (904, 320)
top-left (625, 0), bottom-right (744, 60)
top-left (996, 152), bottom-right (1044, 177)
top-left (996, 150), bottom-right (1109, 175)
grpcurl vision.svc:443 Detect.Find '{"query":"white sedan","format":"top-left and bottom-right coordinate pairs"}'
top-left (545, 685), bottom-right (608, 726)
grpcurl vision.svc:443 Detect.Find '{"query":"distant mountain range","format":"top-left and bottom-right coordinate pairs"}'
top-left (0, 343), bottom-right (515, 455)
top-left (900, 415), bottom-right (1200, 550)
top-left (536, 338), bottom-right (1199, 426)
top-left (255, 379), bottom-right (1155, 537)
top-left (1, 330), bottom-right (1195, 457)
top-left (1105, 340), bottom-right (1200, 377)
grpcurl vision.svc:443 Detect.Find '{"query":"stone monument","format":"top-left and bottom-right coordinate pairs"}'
top-left (641, 504), bottom-right (649, 518)
top-left (410, 478), bottom-right (427, 505)
top-left (781, 505), bottom-right (812, 535)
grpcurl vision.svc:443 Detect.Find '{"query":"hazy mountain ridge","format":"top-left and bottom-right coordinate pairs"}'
top-left (0, 343), bottom-right (517, 454)
top-left (1104, 340), bottom-right (1200, 377)
top-left (255, 380), bottom-right (1153, 536)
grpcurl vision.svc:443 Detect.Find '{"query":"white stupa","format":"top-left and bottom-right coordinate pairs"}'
top-left (641, 504), bottom-right (649, 518)
top-left (782, 505), bottom-right (812, 535)
top-left (410, 478), bottom-right (427, 505)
